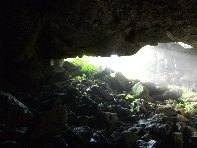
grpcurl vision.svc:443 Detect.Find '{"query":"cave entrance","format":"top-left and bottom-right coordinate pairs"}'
top-left (65, 42), bottom-right (196, 92)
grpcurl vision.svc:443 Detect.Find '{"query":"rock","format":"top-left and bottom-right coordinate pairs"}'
top-left (0, 125), bottom-right (27, 146)
top-left (0, 91), bottom-right (33, 127)
top-left (143, 82), bottom-right (168, 95)
top-left (173, 132), bottom-right (183, 148)
top-left (151, 94), bottom-right (165, 101)
top-left (118, 130), bottom-right (138, 148)
top-left (0, 141), bottom-right (18, 147)
top-left (112, 106), bottom-right (131, 121)
top-left (131, 82), bottom-right (153, 102)
top-left (94, 68), bottom-right (114, 80)
top-left (156, 105), bottom-right (176, 116)
top-left (183, 126), bottom-right (197, 137)
top-left (184, 127), bottom-right (197, 146)
top-left (163, 88), bottom-right (183, 100)
top-left (104, 112), bottom-right (119, 127)
top-left (105, 72), bottom-right (129, 92)
top-left (177, 114), bottom-right (189, 124)
top-left (62, 61), bottom-right (81, 75)
top-left (91, 86), bottom-right (114, 102)
top-left (114, 72), bottom-right (129, 91)
top-left (89, 131), bottom-right (110, 147)
top-left (175, 107), bottom-right (187, 116)
top-left (31, 100), bottom-right (68, 139)
top-left (72, 126), bottom-right (93, 145)
top-left (51, 59), bottom-right (64, 72)
top-left (136, 139), bottom-right (157, 148)
top-left (188, 132), bottom-right (197, 147)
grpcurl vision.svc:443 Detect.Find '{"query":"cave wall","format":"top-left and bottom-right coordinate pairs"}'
top-left (0, 0), bottom-right (197, 89)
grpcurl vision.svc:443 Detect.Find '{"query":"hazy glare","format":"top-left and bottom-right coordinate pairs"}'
top-left (66, 42), bottom-right (197, 91)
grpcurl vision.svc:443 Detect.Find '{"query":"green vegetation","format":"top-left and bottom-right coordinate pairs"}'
top-left (176, 102), bottom-right (197, 114)
top-left (125, 94), bottom-right (135, 100)
top-left (180, 87), bottom-right (197, 101)
top-left (176, 87), bottom-right (197, 114)
top-left (74, 74), bottom-right (87, 81)
top-left (71, 58), bottom-right (99, 77)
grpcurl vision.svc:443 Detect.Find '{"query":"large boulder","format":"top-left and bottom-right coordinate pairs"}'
top-left (91, 85), bottom-right (114, 102)
top-left (105, 72), bottom-right (129, 92)
top-left (156, 105), bottom-right (176, 116)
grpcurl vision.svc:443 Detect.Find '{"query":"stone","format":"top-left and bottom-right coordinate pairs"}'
top-left (173, 132), bottom-right (183, 148)
top-left (72, 126), bottom-right (93, 145)
top-left (143, 82), bottom-right (168, 95)
top-left (91, 85), bottom-right (114, 101)
top-left (183, 126), bottom-right (197, 137)
top-left (31, 100), bottom-right (68, 139)
top-left (0, 91), bottom-right (33, 127)
top-left (118, 130), bottom-right (138, 148)
top-left (156, 105), bottom-right (176, 116)
top-left (89, 131), bottom-right (109, 147)
top-left (62, 61), bottom-right (81, 75)
top-left (163, 88), bottom-right (183, 100)
top-left (104, 112), bottom-right (119, 127)
top-left (177, 114), bottom-right (189, 124)
top-left (114, 72), bottom-right (129, 91)
top-left (137, 139), bottom-right (157, 148)
top-left (105, 72), bottom-right (129, 92)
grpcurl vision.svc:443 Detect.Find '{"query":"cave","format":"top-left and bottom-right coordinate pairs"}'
top-left (0, 1), bottom-right (197, 148)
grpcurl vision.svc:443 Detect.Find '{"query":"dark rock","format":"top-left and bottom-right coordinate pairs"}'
top-left (31, 100), bottom-right (68, 139)
top-left (118, 129), bottom-right (138, 148)
top-left (88, 131), bottom-right (110, 148)
top-left (145, 114), bottom-right (173, 137)
top-left (136, 139), bottom-right (157, 148)
top-left (163, 88), bottom-right (183, 100)
top-left (0, 125), bottom-right (27, 144)
top-left (151, 94), bottom-right (165, 101)
top-left (156, 105), bottom-right (176, 116)
top-left (105, 72), bottom-right (129, 92)
top-left (0, 91), bottom-right (33, 128)
top-left (143, 82), bottom-right (168, 96)
top-left (104, 112), bottom-right (119, 128)
top-left (75, 116), bottom-right (96, 127)
top-left (72, 126), bottom-right (93, 145)
top-left (62, 61), bottom-right (82, 75)
top-left (0, 140), bottom-right (18, 148)
top-left (112, 106), bottom-right (131, 121)
top-left (114, 72), bottom-right (129, 91)
top-left (91, 86), bottom-right (114, 102)
top-left (172, 132), bottom-right (183, 148)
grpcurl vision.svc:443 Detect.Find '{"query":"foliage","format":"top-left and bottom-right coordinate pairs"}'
top-left (71, 58), bottom-right (99, 77)
top-left (180, 87), bottom-right (197, 101)
top-left (125, 94), bottom-right (135, 100)
top-left (175, 87), bottom-right (197, 114)
top-left (74, 74), bottom-right (87, 81)
top-left (176, 102), bottom-right (197, 114)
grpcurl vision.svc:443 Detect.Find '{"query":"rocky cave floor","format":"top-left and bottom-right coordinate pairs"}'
top-left (1, 61), bottom-right (197, 148)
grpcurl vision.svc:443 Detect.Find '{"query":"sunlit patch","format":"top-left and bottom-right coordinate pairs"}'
top-left (65, 42), bottom-right (195, 84)
top-left (177, 42), bottom-right (193, 49)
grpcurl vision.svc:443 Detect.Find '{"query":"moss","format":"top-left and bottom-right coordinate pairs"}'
top-left (71, 58), bottom-right (99, 77)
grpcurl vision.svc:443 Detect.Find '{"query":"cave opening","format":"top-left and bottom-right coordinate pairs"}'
top-left (65, 42), bottom-right (196, 91)
top-left (0, 0), bottom-right (197, 147)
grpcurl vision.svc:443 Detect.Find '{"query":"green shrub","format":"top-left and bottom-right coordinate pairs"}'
top-left (71, 58), bottom-right (99, 77)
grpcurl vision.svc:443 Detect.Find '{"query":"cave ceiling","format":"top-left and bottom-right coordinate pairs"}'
top-left (0, 0), bottom-right (197, 60)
